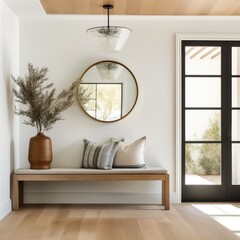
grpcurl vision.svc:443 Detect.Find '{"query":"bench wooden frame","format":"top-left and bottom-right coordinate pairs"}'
top-left (12, 171), bottom-right (169, 210)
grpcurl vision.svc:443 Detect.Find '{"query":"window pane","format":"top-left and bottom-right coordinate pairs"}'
top-left (232, 47), bottom-right (240, 75)
top-left (78, 84), bottom-right (96, 104)
top-left (185, 77), bottom-right (221, 107)
top-left (185, 46), bottom-right (221, 75)
top-left (232, 144), bottom-right (240, 185)
top-left (96, 84), bottom-right (122, 121)
top-left (185, 110), bottom-right (221, 141)
top-left (84, 100), bottom-right (96, 111)
top-left (185, 143), bottom-right (221, 185)
top-left (88, 85), bottom-right (96, 98)
top-left (232, 110), bottom-right (240, 141)
top-left (232, 78), bottom-right (240, 107)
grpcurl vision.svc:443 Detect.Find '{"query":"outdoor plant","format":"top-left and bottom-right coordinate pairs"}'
top-left (186, 112), bottom-right (221, 175)
top-left (198, 112), bottom-right (221, 175)
top-left (12, 63), bottom-right (77, 133)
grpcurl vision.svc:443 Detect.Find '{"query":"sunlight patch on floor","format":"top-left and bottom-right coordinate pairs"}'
top-left (236, 232), bottom-right (240, 237)
top-left (193, 204), bottom-right (240, 237)
top-left (212, 216), bottom-right (240, 231)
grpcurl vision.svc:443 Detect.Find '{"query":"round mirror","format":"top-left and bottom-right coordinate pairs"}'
top-left (77, 60), bottom-right (138, 122)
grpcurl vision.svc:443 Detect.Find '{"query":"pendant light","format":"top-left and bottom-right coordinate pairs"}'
top-left (96, 62), bottom-right (123, 80)
top-left (87, 4), bottom-right (132, 52)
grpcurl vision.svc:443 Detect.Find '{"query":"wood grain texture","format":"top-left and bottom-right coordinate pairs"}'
top-left (14, 174), bottom-right (169, 181)
top-left (40, 0), bottom-right (240, 16)
top-left (0, 204), bottom-right (239, 240)
top-left (12, 172), bottom-right (170, 210)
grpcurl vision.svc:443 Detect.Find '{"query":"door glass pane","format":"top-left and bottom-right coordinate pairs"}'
top-left (232, 78), bottom-right (240, 107)
top-left (185, 46), bottom-right (221, 75)
top-left (232, 47), bottom-right (240, 75)
top-left (185, 77), bottom-right (221, 107)
top-left (185, 110), bottom-right (221, 141)
top-left (185, 143), bottom-right (221, 185)
top-left (232, 110), bottom-right (240, 141)
top-left (232, 144), bottom-right (240, 185)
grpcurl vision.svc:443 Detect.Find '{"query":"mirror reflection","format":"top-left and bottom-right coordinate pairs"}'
top-left (77, 61), bottom-right (138, 122)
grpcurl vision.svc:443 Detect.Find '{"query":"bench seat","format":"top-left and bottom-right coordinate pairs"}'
top-left (13, 166), bottom-right (169, 210)
top-left (14, 167), bottom-right (168, 175)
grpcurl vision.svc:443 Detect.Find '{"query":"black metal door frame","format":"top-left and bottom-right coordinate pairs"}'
top-left (182, 40), bottom-right (240, 201)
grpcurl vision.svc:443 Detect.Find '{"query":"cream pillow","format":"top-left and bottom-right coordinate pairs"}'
top-left (113, 136), bottom-right (146, 168)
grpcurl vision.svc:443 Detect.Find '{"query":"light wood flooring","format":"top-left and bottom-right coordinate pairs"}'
top-left (0, 203), bottom-right (240, 240)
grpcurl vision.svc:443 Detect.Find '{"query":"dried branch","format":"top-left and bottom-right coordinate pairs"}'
top-left (12, 63), bottom-right (77, 133)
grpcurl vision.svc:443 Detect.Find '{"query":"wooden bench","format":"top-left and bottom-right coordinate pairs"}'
top-left (12, 167), bottom-right (170, 210)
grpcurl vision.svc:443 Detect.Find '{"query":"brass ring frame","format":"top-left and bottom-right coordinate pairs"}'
top-left (77, 60), bottom-right (139, 123)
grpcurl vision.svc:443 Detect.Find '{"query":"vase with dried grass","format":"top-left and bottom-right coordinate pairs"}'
top-left (12, 63), bottom-right (77, 169)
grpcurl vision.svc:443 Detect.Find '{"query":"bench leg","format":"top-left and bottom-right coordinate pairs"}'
top-left (162, 174), bottom-right (170, 210)
top-left (12, 175), bottom-right (19, 210)
top-left (19, 181), bottom-right (24, 206)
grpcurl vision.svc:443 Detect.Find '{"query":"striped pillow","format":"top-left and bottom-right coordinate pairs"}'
top-left (82, 139), bottom-right (119, 170)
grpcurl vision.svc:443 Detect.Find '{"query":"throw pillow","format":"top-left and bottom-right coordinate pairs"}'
top-left (113, 136), bottom-right (146, 168)
top-left (82, 139), bottom-right (120, 170)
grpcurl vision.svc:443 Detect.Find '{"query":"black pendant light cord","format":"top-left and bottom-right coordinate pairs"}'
top-left (103, 4), bottom-right (113, 29)
top-left (107, 7), bottom-right (109, 28)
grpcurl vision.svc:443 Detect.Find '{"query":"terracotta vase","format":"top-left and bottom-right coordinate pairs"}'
top-left (28, 133), bottom-right (52, 169)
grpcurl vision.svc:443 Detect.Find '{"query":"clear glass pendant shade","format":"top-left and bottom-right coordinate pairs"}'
top-left (96, 61), bottom-right (123, 80)
top-left (86, 4), bottom-right (132, 52)
top-left (87, 26), bottom-right (131, 52)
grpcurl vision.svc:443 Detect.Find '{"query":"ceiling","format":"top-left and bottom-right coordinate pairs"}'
top-left (39, 0), bottom-right (240, 16)
top-left (4, 0), bottom-right (240, 18)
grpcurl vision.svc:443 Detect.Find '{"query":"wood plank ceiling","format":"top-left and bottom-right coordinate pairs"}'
top-left (40, 0), bottom-right (240, 15)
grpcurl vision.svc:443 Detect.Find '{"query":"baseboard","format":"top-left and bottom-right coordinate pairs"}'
top-left (0, 199), bottom-right (12, 220)
top-left (24, 192), bottom-right (177, 204)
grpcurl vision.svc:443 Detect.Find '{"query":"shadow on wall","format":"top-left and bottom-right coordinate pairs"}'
top-left (1, 37), bottom-right (15, 172)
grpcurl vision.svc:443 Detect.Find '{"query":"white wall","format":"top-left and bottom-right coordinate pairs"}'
top-left (18, 16), bottom-right (240, 204)
top-left (0, 1), bottom-right (19, 220)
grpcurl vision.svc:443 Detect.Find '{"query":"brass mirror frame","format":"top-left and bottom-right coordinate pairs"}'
top-left (77, 60), bottom-right (138, 123)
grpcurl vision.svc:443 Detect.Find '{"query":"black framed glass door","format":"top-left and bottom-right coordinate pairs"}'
top-left (182, 40), bottom-right (240, 201)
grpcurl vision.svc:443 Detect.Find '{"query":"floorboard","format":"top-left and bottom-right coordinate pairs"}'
top-left (0, 204), bottom-right (239, 240)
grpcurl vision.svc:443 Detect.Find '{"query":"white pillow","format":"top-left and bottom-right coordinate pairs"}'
top-left (113, 136), bottom-right (146, 168)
